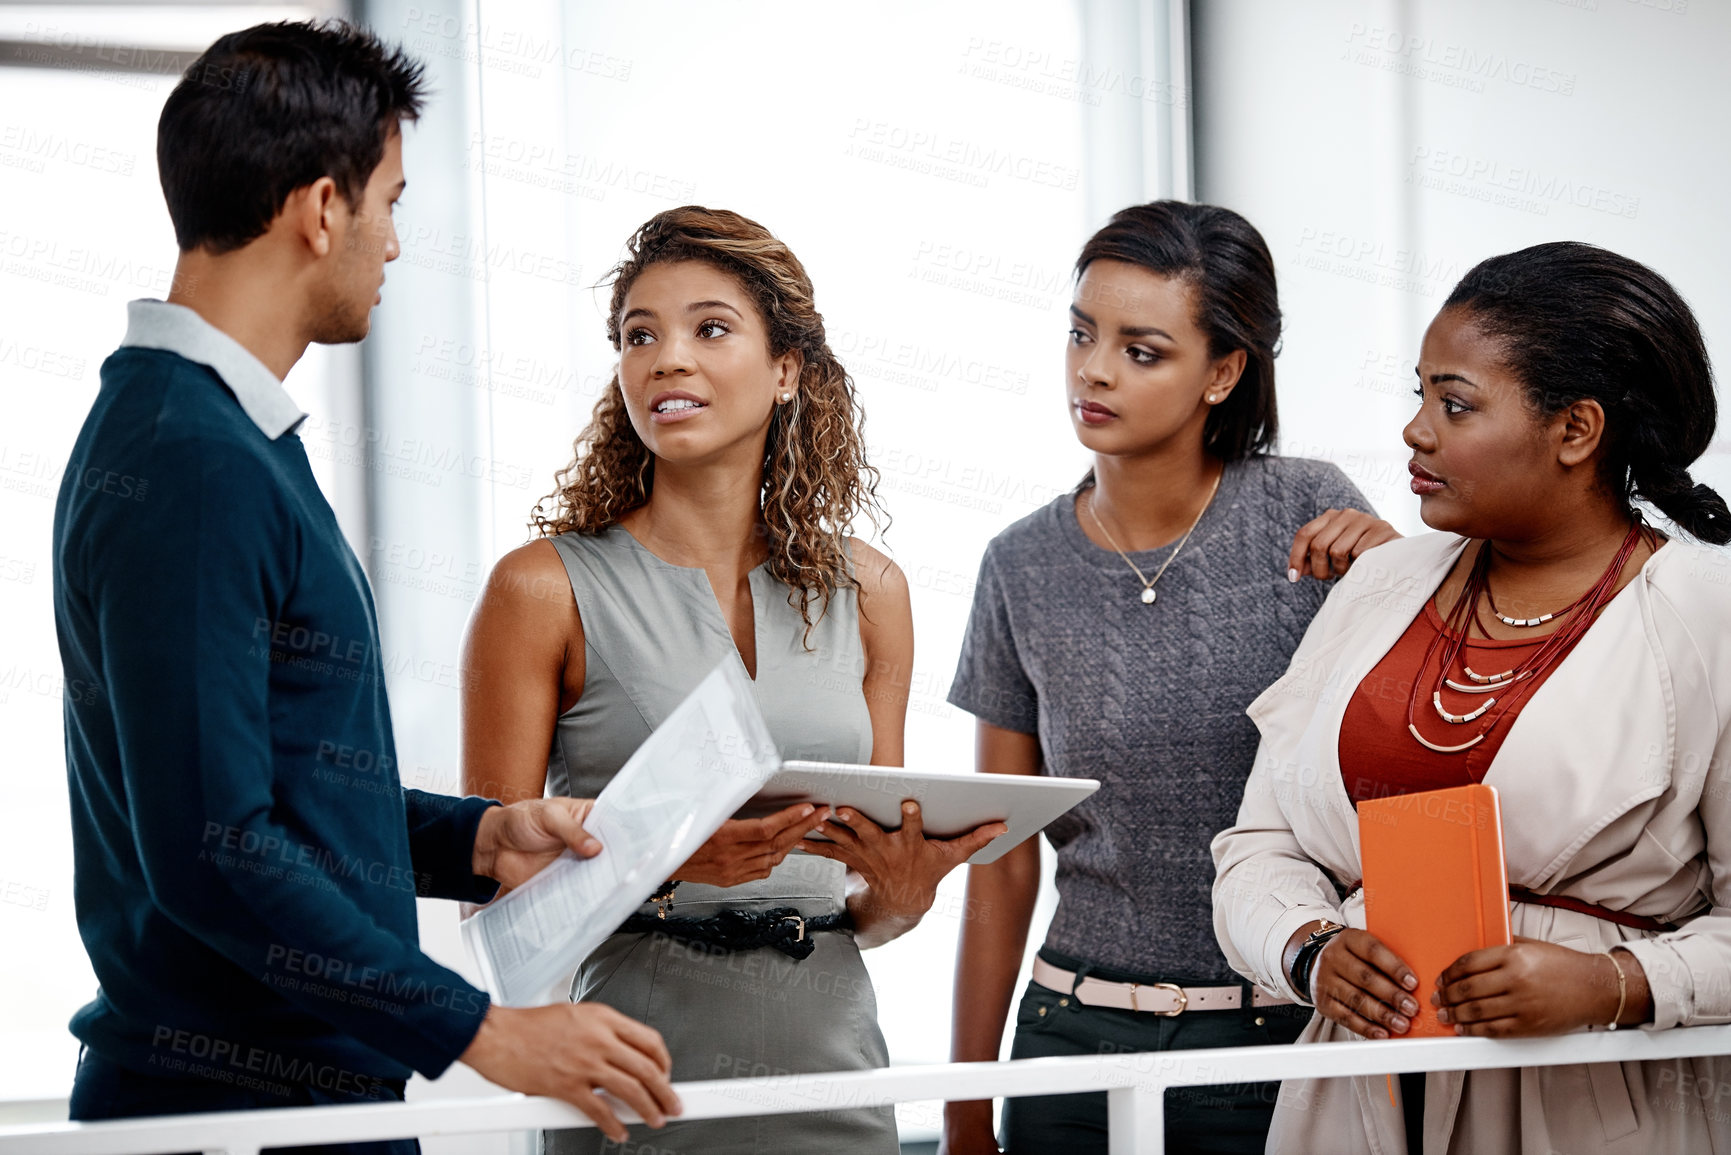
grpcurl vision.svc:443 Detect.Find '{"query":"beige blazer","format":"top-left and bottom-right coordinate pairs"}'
top-left (1211, 531), bottom-right (1731, 1154)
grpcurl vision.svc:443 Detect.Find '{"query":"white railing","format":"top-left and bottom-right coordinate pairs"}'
top-left (5, 1024), bottom-right (1731, 1155)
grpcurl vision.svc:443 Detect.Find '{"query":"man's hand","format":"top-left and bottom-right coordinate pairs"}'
top-left (461, 1003), bottom-right (680, 1142)
top-left (472, 797), bottom-right (602, 890)
top-left (673, 804), bottom-right (827, 888)
top-left (1287, 509), bottom-right (1401, 581)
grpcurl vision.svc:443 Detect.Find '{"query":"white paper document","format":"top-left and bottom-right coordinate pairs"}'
top-left (461, 659), bottom-right (780, 1006)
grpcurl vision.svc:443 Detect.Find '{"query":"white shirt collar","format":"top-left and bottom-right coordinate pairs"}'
top-left (121, 299), bottom-right (308, 439)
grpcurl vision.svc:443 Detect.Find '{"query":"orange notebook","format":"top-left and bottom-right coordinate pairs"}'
top-left (1358, 783), bottom-right (1512, 1038)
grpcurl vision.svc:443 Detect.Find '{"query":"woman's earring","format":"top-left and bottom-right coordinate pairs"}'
top-left (779, 392), bottom-right (792, 403)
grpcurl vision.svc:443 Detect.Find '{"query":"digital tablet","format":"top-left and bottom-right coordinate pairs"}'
top-left (736, 761), bottom-right (1100, 865)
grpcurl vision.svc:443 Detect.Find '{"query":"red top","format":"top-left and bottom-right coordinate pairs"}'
top-left (1339, 601), bottom-right (1567, 806)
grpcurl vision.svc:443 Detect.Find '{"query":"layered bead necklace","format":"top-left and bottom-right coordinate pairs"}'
top-left (1406, 519), bottom-right (1650, 754)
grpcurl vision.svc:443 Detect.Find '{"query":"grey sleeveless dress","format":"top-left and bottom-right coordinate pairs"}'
top-left (541, 526), bottom-right (898, 1155)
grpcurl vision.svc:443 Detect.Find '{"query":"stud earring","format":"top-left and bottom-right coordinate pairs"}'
top-left (779, 392), bottom-right (792, 403)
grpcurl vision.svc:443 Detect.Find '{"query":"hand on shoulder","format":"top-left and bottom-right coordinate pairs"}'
top-left (1288, 509), bottom-right (1402, 582)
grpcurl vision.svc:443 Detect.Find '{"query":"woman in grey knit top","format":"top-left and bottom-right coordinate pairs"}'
top-left (940, 202), bottom-right (1399, 1155)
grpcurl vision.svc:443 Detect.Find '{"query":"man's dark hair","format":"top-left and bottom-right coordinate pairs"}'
top-left (1075, 200), bottom-right (1282, 461)
top-left (157, 20), bottom-right (426, 253)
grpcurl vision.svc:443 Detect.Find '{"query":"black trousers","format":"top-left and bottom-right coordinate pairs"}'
top-left (1001, 973), bottom-right (1310, 1155)
top-left (68, 1046), bottom-right (417, 1155)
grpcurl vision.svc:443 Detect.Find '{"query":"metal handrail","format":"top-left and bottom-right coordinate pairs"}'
top-left (5, 1023), bottom-right (1731, 1155)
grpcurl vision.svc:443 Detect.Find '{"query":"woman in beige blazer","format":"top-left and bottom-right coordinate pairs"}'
top-left (1212, 241), bottom-right (1731, 1154)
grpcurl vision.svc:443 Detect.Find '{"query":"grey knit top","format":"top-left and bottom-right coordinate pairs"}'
top-left (947, 454), bottom-right (1371, 980)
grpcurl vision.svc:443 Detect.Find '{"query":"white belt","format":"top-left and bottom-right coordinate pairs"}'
top-left (1032, 957), bottom-right (1294, 1016)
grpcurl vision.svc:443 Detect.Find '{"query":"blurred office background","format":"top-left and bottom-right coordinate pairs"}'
top-left (0, 0), bottom-right (1723, 1148)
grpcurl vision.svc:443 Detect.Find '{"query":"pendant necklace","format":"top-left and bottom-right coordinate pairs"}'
top-left (1084, 466), bottom-right (1222, 606)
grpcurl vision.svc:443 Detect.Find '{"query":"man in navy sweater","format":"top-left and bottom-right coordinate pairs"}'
top-left (52, 22), bottom-right (678, 1151)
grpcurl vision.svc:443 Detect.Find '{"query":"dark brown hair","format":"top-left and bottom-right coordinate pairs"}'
top-left (531, 206), bottom-right (886, 630)
top-left (158, 20), bottom-right (425, 253)
top-left (1075, 200), bottom-right (1281, 459)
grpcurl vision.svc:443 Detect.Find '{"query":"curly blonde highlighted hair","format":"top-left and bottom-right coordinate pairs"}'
top-left (530, 206), bottom-right (885, 634)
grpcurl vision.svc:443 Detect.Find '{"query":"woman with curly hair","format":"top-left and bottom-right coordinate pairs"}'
top-left (461, 206), bottom-right (1000, 1155)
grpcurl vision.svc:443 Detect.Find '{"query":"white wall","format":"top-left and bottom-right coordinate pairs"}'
top-left (1192, 0), bottom-right (1730, 532)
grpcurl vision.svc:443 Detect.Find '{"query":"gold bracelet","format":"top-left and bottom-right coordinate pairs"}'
top-left (1602, 950), bottom-right (1628, 1031)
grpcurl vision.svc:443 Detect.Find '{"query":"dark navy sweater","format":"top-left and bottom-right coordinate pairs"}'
top-left (53, 345), bottom-right (499, 1088)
